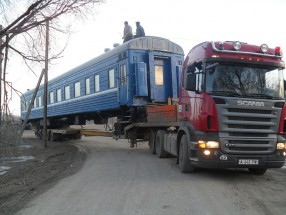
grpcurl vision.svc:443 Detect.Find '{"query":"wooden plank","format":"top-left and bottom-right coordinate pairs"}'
top-left (80, 130), bottom-right (113, 137)
top-left (146, 105), bottom-right (178, 123)
top-left (124, 121), bottom-right (179, 131)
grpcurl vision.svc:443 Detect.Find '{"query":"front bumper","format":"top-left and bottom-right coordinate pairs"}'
top-left (190, 149), bottom-right (285, 169)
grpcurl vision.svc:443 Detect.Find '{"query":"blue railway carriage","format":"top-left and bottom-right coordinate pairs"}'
top-left (20, 36), bottom-right (184, 135)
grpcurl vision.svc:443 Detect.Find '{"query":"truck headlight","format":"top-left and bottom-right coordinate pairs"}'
top-left (198, 140), bottom-right (219, 149)
top-left (277, 142), bottom-right (285, 150)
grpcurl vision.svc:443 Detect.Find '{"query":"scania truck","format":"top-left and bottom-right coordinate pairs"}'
top-left (123, 41), bottom-right (286, 175)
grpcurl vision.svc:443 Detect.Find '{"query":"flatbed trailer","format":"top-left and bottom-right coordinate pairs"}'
top-left (113, 105), bottom-right (179, 148)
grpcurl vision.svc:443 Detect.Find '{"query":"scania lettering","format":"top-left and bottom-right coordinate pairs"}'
top-left (237, 100), bottom-right (265, 107)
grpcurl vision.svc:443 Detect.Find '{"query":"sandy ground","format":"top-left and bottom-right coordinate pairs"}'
top-left (0, 130), bottom-right (86, 215)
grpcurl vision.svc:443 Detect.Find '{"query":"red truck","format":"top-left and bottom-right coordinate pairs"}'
top-left (124, 41), bottom-right (286, 175)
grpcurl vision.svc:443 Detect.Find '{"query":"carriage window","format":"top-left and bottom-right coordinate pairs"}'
top-left (22, 100), bottom-right (27, 111)
top-left (22, 101), bottom-right (25, 111)
top-left (57, 89), bottom-right (62, 102)
top-left (34, 99), bottom-right (37, 108)
top-left (38, 96), bottom-right (42, 107)
top-left (120, 64), bottom-right (127, 85)
top-left (25, 101), bottom-right (28, 111)
top-left (65, 86), bottom-right (70, 100)
top-left (85, 78), bottom-right (90, 95)
top-left (155, 65), bottom-right (164, 85)
top-left (49, 91), bottom-right (54, 104)
top-left (75, 82), bottom-right (81, 97)
top-left (108, 69), bottom-right (115, 88)
top-left (95, 75), bottom-right (100, 92)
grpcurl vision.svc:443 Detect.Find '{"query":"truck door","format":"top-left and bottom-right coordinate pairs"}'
top-left (180, 62), bottom-right (204, 128)
top-left (119, 62), bottom-right (128, 105)
top-left (149, 55), bottom-right (173, 103)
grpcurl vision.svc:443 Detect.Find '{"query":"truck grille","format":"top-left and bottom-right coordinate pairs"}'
top-left (217, 100), bottom-right (281, 155)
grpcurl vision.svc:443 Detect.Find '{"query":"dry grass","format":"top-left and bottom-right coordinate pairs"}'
top-left (0, 122), bottom-right (23, 159)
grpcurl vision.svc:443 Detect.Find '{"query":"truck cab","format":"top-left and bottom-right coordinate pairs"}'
top-left (176, 41), bottom-right (286, 174)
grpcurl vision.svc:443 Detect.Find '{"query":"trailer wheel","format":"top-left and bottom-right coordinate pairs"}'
top-left (155, 130), bottom-right (168, 158)
top-left (248, 168), bottom-right (267, 175)
top-left (49, 131), bottom-right (56, 142)
top-left (178, 134), bottom-right (195, 173)
top-left (74, 134), bottom-right (82, 140)
top-left (149, 129), bottom-right (156, 154)
top-left (38, 130), bottom-right (43, 140)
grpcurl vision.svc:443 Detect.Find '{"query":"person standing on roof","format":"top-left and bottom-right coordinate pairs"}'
top-left (134, 21), bottom-right (145, 38)
top-left (122, 21), bottom-right (133, 43)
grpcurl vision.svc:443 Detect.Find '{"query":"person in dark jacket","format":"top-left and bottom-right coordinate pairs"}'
top-left (134, 21), bottom-right (145, 38)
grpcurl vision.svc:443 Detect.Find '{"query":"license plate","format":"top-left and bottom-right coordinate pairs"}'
top-left (238, 159), bottom-right (259, 165)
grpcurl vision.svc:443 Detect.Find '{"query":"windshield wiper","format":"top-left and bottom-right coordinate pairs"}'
top-left (209, 90), bottom-right (241, 97)
top-left (245, 94), bottom-right (274, 99)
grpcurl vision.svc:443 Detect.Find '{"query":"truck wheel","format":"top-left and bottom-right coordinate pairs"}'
top-left (248, 168), bottom-right (267, 175)
top-left (179, 134), bottom-right (195, 173)
top-left (155, 130), bottom-right (168, 158)
top-left (149, 129), bottom-right (156, 154)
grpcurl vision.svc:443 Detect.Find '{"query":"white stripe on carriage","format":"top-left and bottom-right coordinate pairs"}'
top-left (22, 87), bottom-right (118, 112)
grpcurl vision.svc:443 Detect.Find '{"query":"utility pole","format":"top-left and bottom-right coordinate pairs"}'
top-left (20, 69), bottom-right (45, 136)
top-left (0, 25), bottom-right (3, 123)
top-left (43, 20), bottom-right (49, 147)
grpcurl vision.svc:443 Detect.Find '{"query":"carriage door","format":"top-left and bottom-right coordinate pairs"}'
top-left (119, 62), bottom-right (128, 105)
top-left (149, 55), bottom-right (172, 103)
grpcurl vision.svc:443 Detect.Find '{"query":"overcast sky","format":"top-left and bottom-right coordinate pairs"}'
top-left (6, 0), bottom-right (286, 115)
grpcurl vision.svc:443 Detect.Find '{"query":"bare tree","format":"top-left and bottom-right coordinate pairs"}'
top-left (0, 0), bottom-right (103, 57)
top-left (0, 0), bottom-right (104, 151)
top-left (0, 0), bottom-right (104, 118)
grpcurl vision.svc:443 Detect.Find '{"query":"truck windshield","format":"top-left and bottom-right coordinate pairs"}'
top-left (205, 63), bottom-right (284, 99)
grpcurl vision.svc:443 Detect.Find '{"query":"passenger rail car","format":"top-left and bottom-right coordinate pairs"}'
top-left (20, 36), bottom-right (184, 131)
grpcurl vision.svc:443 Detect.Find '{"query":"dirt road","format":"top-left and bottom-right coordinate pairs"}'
top-left (17, 135), bottom-right (286, 215)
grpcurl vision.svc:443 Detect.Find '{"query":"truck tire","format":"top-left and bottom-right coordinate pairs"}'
top-left (248, 168), bottom-right (267, 175)
top-left (149, 129), bottom-right (156, 154)
top-left (155, 130), bottom-right (168, 158)
top-left (179, 134), bottom-right (195, 173)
